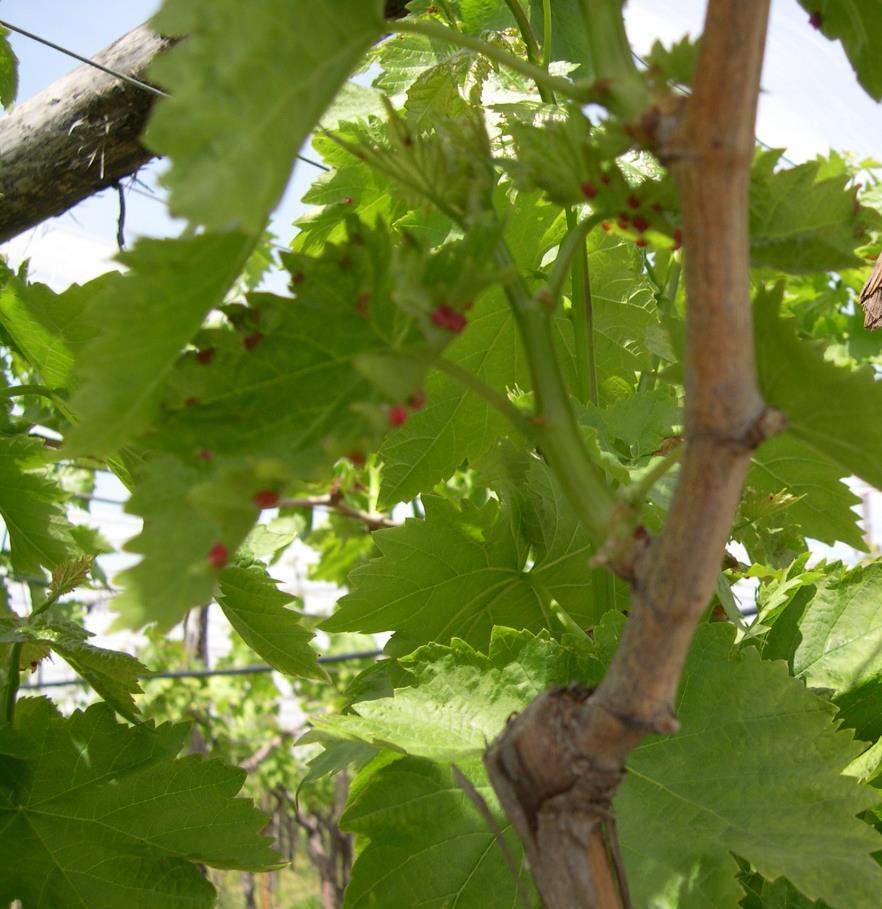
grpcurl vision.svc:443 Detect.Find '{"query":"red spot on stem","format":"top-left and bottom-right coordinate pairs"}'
top-left (195, 347), bottom-right (215, 365)
top-left (243, 332), bottom-right (263, 350)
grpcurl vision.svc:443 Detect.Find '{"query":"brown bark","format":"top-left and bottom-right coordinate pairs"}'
top-left (485, 2), bottom-right (781, 906)
top-left (0, 2), bottom-right (411, 245)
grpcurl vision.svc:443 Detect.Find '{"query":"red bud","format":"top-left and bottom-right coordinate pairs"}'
top-left (408, 391), bottom-right (426, 410)
top-left (632, 215), bottom-right (649, 233)
top-left (388, 405), bottom-right (408, 427)
top-left (809, 10), bottom-right (822, 29)
top-left (207, 543), bottom-right (228, 569)
top-left (195, 347), bottom-right (216, 365)
top-left (430, 304), bottom-right (467, 333)
top-left (243, 332), bottom-right (263, 350)
top-left (580, 181), bottom-right (598, 199)
top-left (627, 195), bottom-right (640, 209)
top-left (254, 489), bottom-right (280, 509)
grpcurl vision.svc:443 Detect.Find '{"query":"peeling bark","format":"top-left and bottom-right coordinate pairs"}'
top-left (485, 3), bottom-right (780, 906)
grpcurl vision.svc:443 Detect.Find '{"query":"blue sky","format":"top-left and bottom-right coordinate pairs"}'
top-left (1, 0), bottom-right (880, 284)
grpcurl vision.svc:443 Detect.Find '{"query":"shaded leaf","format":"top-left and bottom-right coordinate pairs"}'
top-left (341, 753), bottom-right (534, 909)
top-left (797, 1), bottom-right (882, 100)
top-left (749, 150), bottom-right (865, 273)
top-left (0, 700), bottom-right (280, 909)
top-left (747, 435), bottom-right (865, 550)
top-left (755, 284), bottom-right (882, 492)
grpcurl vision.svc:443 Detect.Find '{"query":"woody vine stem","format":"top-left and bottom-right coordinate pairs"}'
top-left (482, 1), bottom-right (781, 906)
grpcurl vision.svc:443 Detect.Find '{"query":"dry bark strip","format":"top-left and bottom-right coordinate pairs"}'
top-left (0, 24), bottom-right (173, 245)
top-left (484, 2), bottom-right (781, 906)
top-left (0, 1), bottom-right (410, 245)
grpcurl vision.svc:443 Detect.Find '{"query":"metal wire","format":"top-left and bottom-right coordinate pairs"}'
top-left (0, 18), bottom-right (169, 97)
top-left (21, 649), bottom-right (383, 690)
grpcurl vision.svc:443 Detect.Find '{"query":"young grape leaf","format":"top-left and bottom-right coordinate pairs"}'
top-left (0, 699), bottom-right (280, 909)
top-left (217, 565), bottom-right (328, 682)
top-left (65, 233), bottom-right (254, 458)
top-left (318, 620), bottom-right (882, 909)
top-left (763, 561), bottom-right (882, 741)
top-left (797, 2), bottom-right (882, 100)
top-left (311, 628), bottom-right (602, 759)
top-left (146, 0), bottom-right (384, 231)
top-left (755, 283), bottom-right (882, 492)
top-left (0, 437), bottom-right (76, 575)
top-left (341, 752), bottom-right (534, 909)
top-left (749, 150), bottom-right (866, 273)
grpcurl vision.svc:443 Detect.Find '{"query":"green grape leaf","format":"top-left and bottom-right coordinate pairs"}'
top-left (763, 561), bottom-right (882, 741)
top-left (0, 269), bottom-right (98, 390)
top-left (341, 753), bottom-right (534, 909)
top-left (146, 0), bottom-right (383, 231)
top-left (0, 437), bottom-right (76, 575)
top-left (312, 628), bottom-right (602, 759)
top-left (755, 284), bottom-right (882, 492)
top-left (217, 565), bottom-right (328, 681)
top-left (747, 435), bottom-right (866, 550)
top-left (797, 2), bottom-right (882, 100)
top-left (373, 29), bottom-right (460, 97)
top-left (65, 234), bottom-right (254, 458)
top-left (0, 26), bottom-right (18, 109)
top-left (320, 620), bottom-right (882, 909)
top-left (0, 699), bottom-right (280, 909)
top-left (749, 150), bottom-right (865, 273)
top-left (324, 460), bottom-right (607, 654)
top-left (111, 458), bottom-right (256, 630)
